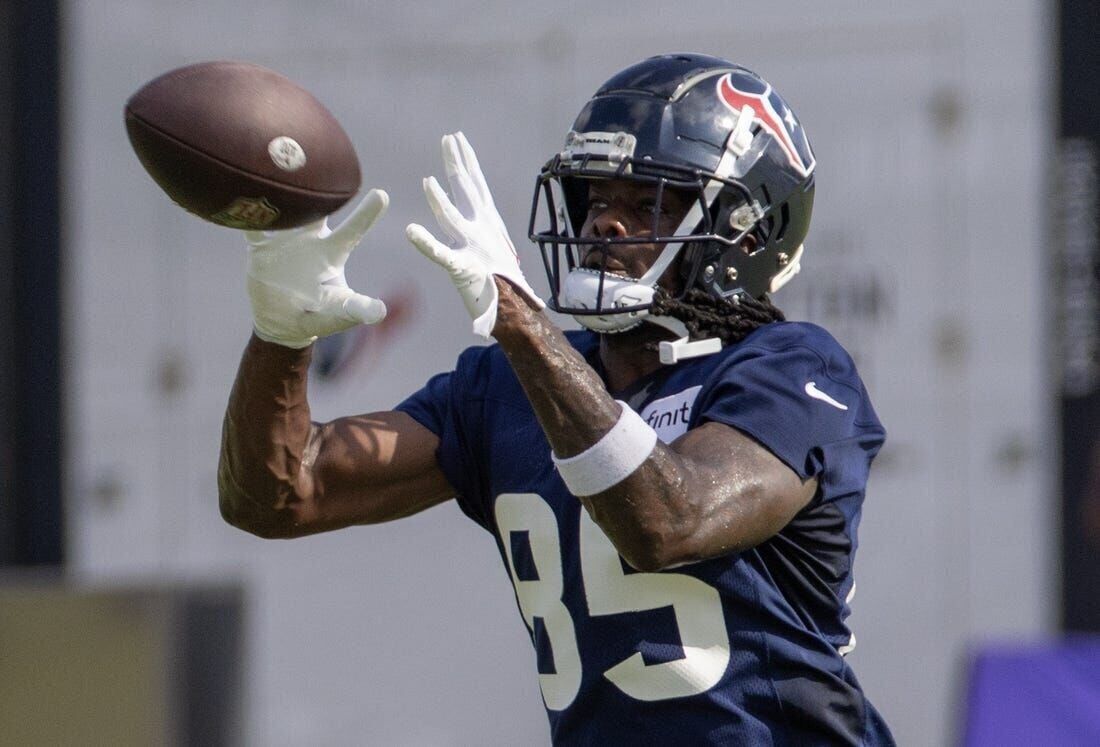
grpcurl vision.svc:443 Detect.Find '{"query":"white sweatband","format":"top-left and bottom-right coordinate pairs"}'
top-left (551, 401), bottom-right (658, 497)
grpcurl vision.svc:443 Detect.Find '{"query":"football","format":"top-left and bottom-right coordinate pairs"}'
top-left (124, 61), bottom-right (360, 230)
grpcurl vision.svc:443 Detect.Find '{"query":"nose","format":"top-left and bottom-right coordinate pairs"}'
top-left (584, 209), bottom-right (629, 239)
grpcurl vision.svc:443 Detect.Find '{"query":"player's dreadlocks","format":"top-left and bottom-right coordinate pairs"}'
top-left (649, 288), bottom-right (786, 347)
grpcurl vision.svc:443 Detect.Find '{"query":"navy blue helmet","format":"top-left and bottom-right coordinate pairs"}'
top-left (529, 53), bottom-right (816, 334)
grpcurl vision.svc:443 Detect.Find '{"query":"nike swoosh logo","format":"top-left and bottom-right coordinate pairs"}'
top-left (804, 381), bottom-right (849, 411)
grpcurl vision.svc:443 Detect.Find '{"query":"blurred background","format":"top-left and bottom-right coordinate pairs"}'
top-left (2, 0), bottom-right (1098, 744)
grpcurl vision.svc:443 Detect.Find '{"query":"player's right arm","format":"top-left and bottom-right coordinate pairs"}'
top-left (218, 335), bottom-right (454, 539)
top-left (218, 189), bottom-right (454, 539)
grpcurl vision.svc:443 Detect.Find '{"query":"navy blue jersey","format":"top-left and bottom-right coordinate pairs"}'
top-left (397, 322), bottom-right (894, 746)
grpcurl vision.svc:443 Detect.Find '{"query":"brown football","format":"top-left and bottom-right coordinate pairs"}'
top-left (124, 61), bottom-right (360, 230)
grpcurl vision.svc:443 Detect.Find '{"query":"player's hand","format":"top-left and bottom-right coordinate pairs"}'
top-left (405, 132), bottom-right (544, 338)
top-left (246, 189), bottom-right (389, 348)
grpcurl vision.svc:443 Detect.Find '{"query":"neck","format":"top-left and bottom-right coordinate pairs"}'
top-left (598, 322), bottom-right (677, 392)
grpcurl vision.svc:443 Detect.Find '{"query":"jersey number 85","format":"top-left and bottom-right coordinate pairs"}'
top-left (495, 492), bottom-right (732, 710)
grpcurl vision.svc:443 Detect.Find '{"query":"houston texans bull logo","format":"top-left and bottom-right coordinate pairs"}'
top-left (717, 72), bottom-right (815, 178)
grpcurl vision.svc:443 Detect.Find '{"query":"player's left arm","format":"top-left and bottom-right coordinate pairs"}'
top-left (406, 132), bottom-right (815, 571)
top-left (492, 280), bottom-right (817, 571)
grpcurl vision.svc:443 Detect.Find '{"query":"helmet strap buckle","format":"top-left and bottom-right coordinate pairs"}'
top-left (658, 336), bottom-right (723, 365)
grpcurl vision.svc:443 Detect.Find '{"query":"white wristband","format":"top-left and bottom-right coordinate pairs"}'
top-left (551, 401), bottom-right (658, 497)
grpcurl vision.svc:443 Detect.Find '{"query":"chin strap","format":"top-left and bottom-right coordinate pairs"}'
top-left (564, 269), bottom-right (725, 365)
top-left (636, 308), bottom-right (723, 365)
top-left (658, 336), bottom-right (723, 365)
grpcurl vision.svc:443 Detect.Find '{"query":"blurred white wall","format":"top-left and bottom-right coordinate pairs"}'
top-left (63, 1), bottom-right (1054, 745)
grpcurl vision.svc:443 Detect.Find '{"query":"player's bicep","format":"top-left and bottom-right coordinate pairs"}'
top-left (305, 410), bottom-right (456, 529)
top-left (669, 420), bottom-right (817, 552)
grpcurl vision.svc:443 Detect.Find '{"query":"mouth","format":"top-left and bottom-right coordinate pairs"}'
top-left (582, 252), bottom-right (629, 274)
top-left (573, 266), bottom-right (639, 286)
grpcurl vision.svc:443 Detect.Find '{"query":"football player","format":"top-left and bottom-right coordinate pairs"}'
top-left (222, 53), bottom-right (895, 745)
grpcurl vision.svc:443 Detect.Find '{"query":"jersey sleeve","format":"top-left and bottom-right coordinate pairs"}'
top-left (695, 326), bottom-right (885, 489)
top-left (395, 357), bottom-right (492, 529)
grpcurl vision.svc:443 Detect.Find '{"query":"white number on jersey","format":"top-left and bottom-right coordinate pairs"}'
top-left (495, 492), bottom-right (731, 710)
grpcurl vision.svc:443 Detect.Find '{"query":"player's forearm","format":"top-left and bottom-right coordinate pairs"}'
top-left (217, 333), bottom-right (316, 538)
top-left (493, 280), bottom-right (699, 567)
top-left (492, 281), bottom-right (621, 453)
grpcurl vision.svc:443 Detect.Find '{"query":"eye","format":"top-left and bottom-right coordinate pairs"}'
top-left (586, 197), bottom-right (609, 214)
top-left (640, 198), bottom-right (674, 216)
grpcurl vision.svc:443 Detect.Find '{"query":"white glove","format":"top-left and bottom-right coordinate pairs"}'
top-left (246, 189), bottom-right (389, 348)
top-left (405, 132), bottom-right (544, 338)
